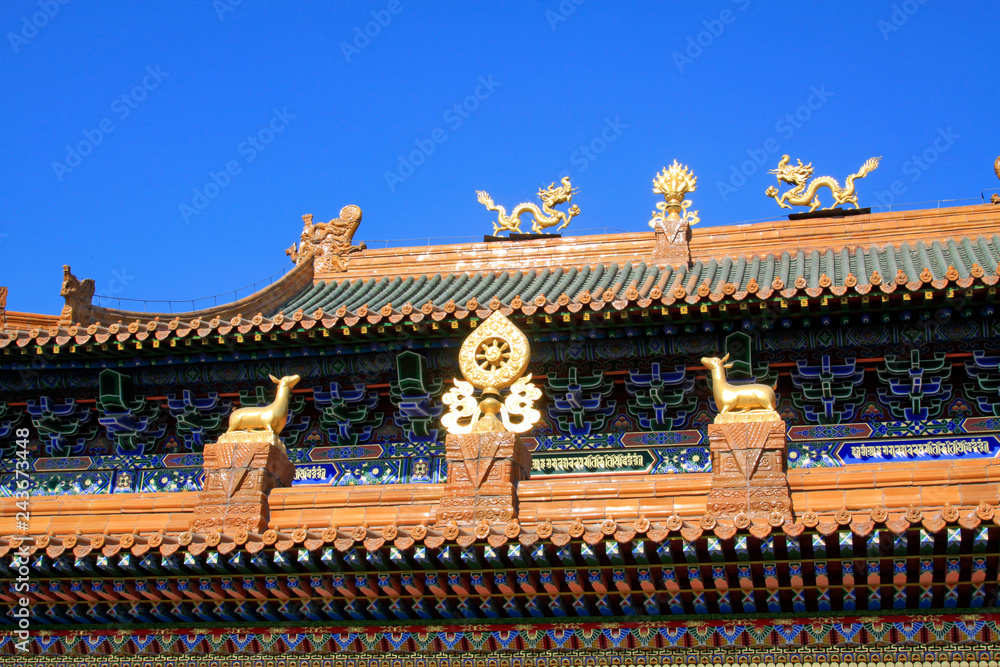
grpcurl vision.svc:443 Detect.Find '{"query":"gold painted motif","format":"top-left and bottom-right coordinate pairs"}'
top-left (501, 374), bottom-right (542, 433)
top-left (765, 155), bottom-right (881, 211)
top-left (441, 379), bottom-right (480, 435)
top-left (442, 311), bottom-right (541, 434)
top-left (649, 160), bottom-right (699, 236)
top-left (286, 205), bottom-right (366, 272)
top-left (476, 177), bottom-right (580, 234)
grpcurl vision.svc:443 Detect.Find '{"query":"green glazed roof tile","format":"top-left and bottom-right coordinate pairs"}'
top-left (276, 234), bottom-right (1000, 316)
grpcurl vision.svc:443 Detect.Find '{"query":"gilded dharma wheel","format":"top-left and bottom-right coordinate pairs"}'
top-left (458, 312), bottom-right (530, 390)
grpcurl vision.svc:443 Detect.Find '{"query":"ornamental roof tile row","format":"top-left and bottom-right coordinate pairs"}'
top-left (287, 235), bottom-right (1000, 316)
top-left (1, 501), bottom-right (996, 566)
top-left (2, 236), bottom-right (998, 350)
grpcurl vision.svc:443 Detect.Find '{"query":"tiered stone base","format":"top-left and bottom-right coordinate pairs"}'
top-left (652, 224), bottom-right (691, 264)
top-left (706, 413), bottom-right (792, 521)
top-left (191, 431), bottom-right (295, 533)
top-left (438, 431), bottom-right (531, 524)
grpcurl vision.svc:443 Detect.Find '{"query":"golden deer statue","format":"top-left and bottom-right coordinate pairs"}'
top-left (227, 374), bottom-right (301, 435)
top-left (701, 354), bottom-right (776, 414)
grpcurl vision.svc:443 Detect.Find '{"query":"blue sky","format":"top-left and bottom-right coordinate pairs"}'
top-left (2, 1), bottom-right (999, 315)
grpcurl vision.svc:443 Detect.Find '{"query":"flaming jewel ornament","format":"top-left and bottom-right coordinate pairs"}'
top-left (442, 311), bottom-right (541, 435)
top-left (765, 154), bottom-right (881, 211)
top-left (649, 160), bottom-right (700, 240)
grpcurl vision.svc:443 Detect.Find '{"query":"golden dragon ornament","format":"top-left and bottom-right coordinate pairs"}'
top-left (765, 155), bottom-right (881, 211)
top-left (476, 177), bottom-right (580, 234)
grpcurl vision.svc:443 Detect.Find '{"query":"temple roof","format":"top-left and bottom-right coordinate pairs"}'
top-left (3, 204), bottom-right (1000, 350)
top-left (286, 234), bottom-right (1000, 316)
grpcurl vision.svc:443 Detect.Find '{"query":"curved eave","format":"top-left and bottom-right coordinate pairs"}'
top-left (1, 263), bottom-right (996, 352)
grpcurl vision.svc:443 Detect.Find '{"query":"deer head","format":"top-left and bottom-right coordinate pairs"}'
top-left (269, 374), bottom-right (301, 388)
top-left (700, 354), bottom-right (734, 371)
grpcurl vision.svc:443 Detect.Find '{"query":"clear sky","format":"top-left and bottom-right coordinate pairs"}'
top-left (2, 1), bottom-right (999, 315)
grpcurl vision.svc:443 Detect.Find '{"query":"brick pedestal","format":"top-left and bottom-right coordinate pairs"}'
top-left (438, 432), bottom-right (531, 525)
top-left (652, 222), bottom-right (691, 265)
top-left (706, 415), bottom-right (792, 520)
top-left (191, 431), bottom-right (295, 533)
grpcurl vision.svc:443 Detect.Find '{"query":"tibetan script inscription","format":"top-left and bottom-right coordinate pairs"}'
top-left (836, 435), bottom-right (1000, 465)
top-left (531, 450), bottom-right (652, 476)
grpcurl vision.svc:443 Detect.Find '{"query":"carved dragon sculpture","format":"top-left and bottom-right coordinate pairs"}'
top-left (286, 207), bottom-right (366, 272)
top-left (765, 155), bottom-right (881, 211)
top-left (59, 265), bottom-right (95, 326)
top-left (476, 177), bottom-right (580, 234)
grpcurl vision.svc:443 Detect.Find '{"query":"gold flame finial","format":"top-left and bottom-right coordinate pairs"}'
top-left (441, 311), bottom-right (541, 434)
top-left (649, 160), bottom-right (699, 235)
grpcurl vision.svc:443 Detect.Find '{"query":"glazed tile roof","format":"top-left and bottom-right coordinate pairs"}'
top-left (285, 235), bottom-right (1000, 316)
top-left (2, 237), bottom-right (998, 352)
top-left (3, 204), bottom-right (1000, 350)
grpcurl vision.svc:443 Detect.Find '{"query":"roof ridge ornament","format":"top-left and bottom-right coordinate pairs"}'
top-left (287, 205), bottom-right (366, 273)
top-left (765, 154), bottom-right (880, 211)
top-left (650, 160), bottom-right (698, 266)
top-left (59, 264), bottom-right (95, 326)
top-left (441, 311), bottom-right (541, 434)
top-left (992, 155), bottom-right (999, 204)
top-left (476, 177), bottom-right (580, 235)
